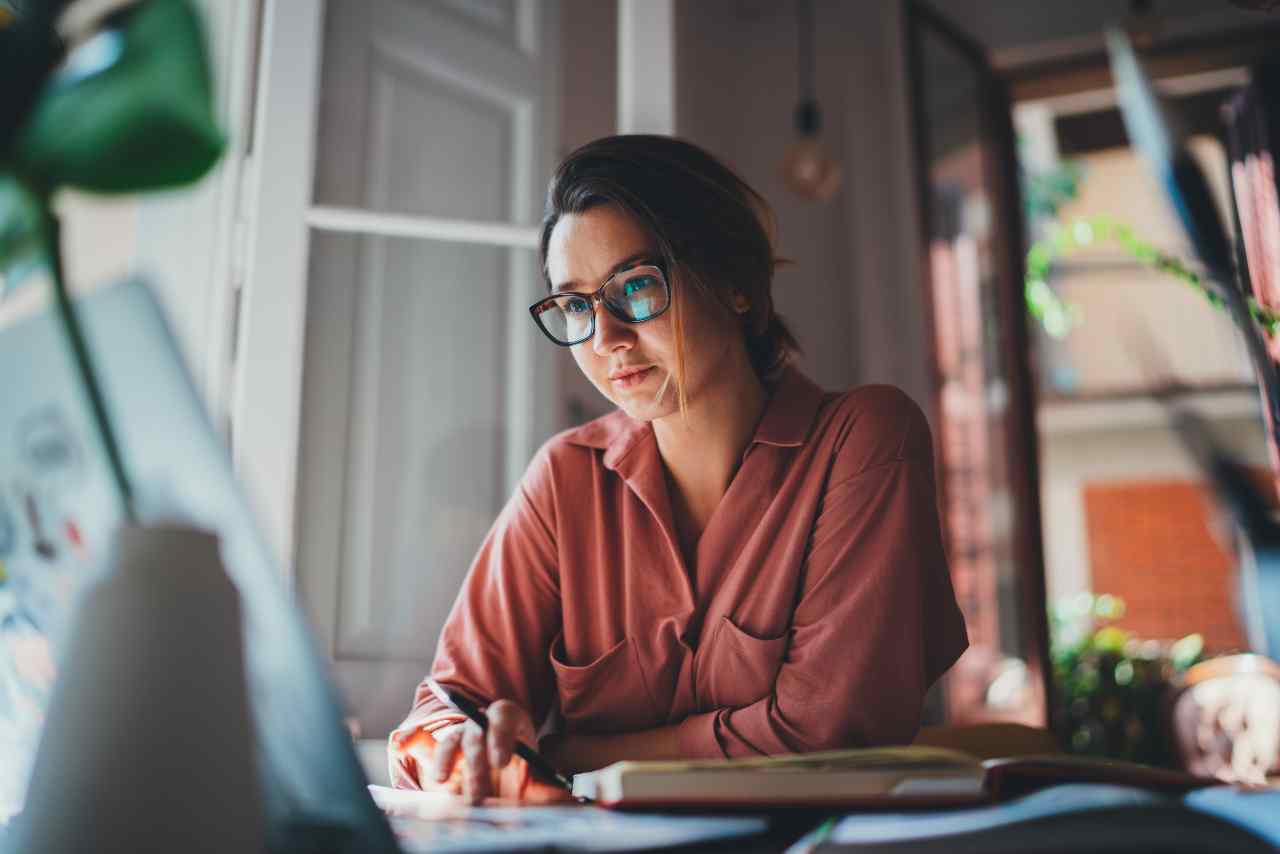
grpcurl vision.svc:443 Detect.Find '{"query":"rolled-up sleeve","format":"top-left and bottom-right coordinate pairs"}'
top-left (392, 444), bottom-right (563, 739)
top-left (674, 394), bottom-right (968, 758)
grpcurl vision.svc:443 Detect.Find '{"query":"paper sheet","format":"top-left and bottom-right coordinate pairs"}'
top-left (369, 785), bottom-right (767, 853)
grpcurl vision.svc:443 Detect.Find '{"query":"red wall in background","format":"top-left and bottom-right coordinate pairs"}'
top-left (1083, 479), bottom-right (1253, 654)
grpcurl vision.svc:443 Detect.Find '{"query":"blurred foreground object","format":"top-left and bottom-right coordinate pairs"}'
top-left (1225, 60), bottom-right (1280, 492)
top-left (0, 0), bottom-right (225, 513)
top-left (0, 175), bottom-right (45, 294)
top-left (0, 0), bottom-right (72, 163)
top-left (0, 0), bottom-right (223, 203)
top-left (7, 527), bottom-right (263, 853)
top-left (1, 277), bottom-right (405, 850)
top-left (1107, 28), bottom-right (1280, 663)
top-left (1169, 654), bottom-right (1280, 784)
top-left (8, 0), bottom-right (223, 193)
top-left (1, 0), bottom-right (242, 846)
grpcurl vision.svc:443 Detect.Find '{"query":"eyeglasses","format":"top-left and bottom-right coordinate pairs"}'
top-left (529, 264), bottom-right (671, 347)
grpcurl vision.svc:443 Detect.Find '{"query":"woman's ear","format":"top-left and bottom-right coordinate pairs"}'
top-left (730, 292), bottom-right (751, 314)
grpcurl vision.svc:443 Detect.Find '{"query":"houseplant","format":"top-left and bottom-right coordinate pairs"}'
top-left (1050, 591), bottom-right (1205, 766)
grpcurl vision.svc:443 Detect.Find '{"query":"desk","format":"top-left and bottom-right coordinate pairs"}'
top-left (639, 810), bottom-right (830, 853)
top-left (398, 784), bottom-right (1280, 853)
top-left (757, 784), bottom-right (1280, 854)
top-left (371, 774), bottom-right (1280, 853)
top-left (383, 805), bottom-right (825, 854)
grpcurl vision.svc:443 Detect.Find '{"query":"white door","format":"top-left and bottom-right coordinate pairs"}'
top-left (287, 0), bottom-right (561, 737)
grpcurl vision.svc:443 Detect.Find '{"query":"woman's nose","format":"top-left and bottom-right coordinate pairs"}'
top-left (591, 302), bottom-right (634, 355)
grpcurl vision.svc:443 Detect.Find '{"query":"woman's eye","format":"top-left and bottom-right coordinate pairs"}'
top-left (564, 299), bottom-right (591, 314)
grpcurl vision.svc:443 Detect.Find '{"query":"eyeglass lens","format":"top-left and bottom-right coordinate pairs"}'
top-left (536, 268), bottom-right (668, 344)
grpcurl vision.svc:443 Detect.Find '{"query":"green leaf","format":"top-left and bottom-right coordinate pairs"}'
top-left (1090, 626), bottom-right (1130, 655)
top-left (12, 0), bottom-right (224, 193)
top-left (1093, 593), bottom-right (1125, 620)
top-left (0, 173), bottom-right (47, 281)
top-left (1170, 633), bottom-right (1204, 671)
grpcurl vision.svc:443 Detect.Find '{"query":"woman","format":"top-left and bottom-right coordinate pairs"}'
top-left (388, 135), bottom-right (967, 803)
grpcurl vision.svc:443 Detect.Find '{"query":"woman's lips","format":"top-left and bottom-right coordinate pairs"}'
top-left (610, 366), bottom-right (655, 389)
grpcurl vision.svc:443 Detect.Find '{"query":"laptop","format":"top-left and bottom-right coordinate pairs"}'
top-left (0, 277), bottom-right (400, 851)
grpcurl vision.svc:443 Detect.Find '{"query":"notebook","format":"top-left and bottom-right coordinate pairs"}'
top-left (570, 746), bottom-right (1216, 809)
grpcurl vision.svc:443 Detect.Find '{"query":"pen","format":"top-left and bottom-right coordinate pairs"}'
top-left (426, 677), bottom-right (578, 796)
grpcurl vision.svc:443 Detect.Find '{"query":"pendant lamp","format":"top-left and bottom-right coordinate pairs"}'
top-left (781, 0), bottom-right (842, 200)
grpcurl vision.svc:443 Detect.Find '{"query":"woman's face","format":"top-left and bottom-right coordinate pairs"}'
top-left (545, 204), bottom-right (743, 422)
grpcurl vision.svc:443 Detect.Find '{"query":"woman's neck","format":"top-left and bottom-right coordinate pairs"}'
top-left (651, 360), bottom-right (768, 508)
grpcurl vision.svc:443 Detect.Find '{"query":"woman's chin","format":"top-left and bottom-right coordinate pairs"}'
top-left (608, 388), bottom-right (677, 422)
top-left (615, 399), bottom-right (673, 422)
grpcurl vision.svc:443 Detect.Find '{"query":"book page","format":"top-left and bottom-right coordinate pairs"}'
top-left (601, 745), bottom-right (978, 776)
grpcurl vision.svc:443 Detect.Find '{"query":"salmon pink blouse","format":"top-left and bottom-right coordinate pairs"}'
top-left (394, 367), bottom-right (967, 760)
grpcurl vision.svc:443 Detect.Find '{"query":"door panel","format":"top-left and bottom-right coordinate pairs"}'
top-left (370, 54), bottom-right (514, 222)
top-left (435, 0), bottom-right (522, 45)
top-left (906, 2), bottom-right (1051, 727)
top-left (337, 236), bottom-right (510, 660)
top-left (297, 0), bottom-right (559, 736)
top-left (313, 0), bottom-right (545, 225)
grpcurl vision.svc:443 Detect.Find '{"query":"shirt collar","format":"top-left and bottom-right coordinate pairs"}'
top-left (563, 364), bottom-right (826, 467)
top-left (568, 409), bottom-right (650, 470)
top-left (750, 364), bottom-right (825, 448)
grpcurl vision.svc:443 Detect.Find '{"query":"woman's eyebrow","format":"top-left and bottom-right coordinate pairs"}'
top-left (552, 252), bottom-right (655, 293)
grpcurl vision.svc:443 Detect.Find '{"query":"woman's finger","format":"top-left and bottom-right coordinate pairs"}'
top-left (460, 721), bottom-right (491, 804)
top-left (485, 700), bottom-right (534, 769)
top-left (387, 728), bottom-right (417, 790)
top-left (428, 724), bottom-right (464, 786)
top-left (389, 748), bottom-right (422, 790)
top-left (389, 726), bottom-right (437, 790)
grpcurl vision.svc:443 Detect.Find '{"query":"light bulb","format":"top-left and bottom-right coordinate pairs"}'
top-left (782, 136), bottom-right (843, 200)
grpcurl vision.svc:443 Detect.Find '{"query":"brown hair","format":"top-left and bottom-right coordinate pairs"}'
top-left (539, 135), bottom-right (800, 413)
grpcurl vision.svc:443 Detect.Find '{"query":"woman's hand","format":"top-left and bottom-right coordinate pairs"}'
top-left (389, 700), bottom-right (571, 804)
top-left (388, 723), bottom-right (456, 792)
top-left (433, 699), bottom-right (534, 803)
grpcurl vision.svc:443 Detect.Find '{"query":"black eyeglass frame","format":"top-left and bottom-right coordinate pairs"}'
top-left (528, 263), bottom-right (672, 347)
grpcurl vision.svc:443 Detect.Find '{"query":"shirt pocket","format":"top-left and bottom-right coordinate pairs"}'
top-left (549, 633), bottom-right (659, 732)
top-left (698, 616), bottom-right (789, 710)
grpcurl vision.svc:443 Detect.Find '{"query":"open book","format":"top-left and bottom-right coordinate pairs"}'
top-left (571, 746), bottom-right (1216, 809)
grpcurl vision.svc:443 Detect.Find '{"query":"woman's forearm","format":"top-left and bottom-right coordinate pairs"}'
top-left (543, 723), bottom-right (686, 775)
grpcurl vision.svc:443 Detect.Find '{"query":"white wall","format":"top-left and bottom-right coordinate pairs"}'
top-left (1038, 399), bottom-right (1269, 603)
top-left (559, 0), bottom-right (617, 158)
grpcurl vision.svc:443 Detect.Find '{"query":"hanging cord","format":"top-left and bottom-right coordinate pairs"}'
top-left (794, 0), bottom-right (820, 135)
top-left (797, 0), bottom-right (814, 102)
top-left (44, 209), bottom-right (137, 522)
